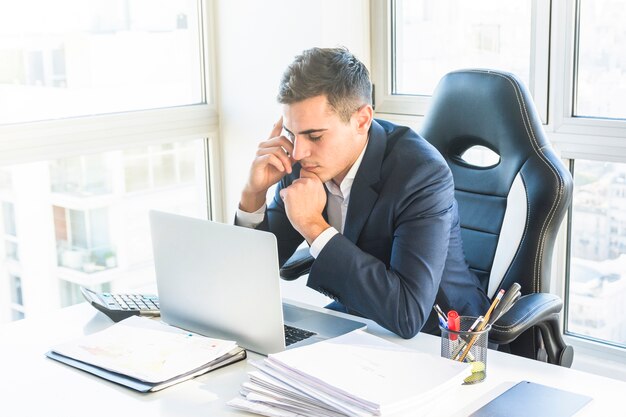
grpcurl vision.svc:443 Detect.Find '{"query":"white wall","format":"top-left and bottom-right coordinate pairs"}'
top-left (214, 0), bottom-right (371, 219)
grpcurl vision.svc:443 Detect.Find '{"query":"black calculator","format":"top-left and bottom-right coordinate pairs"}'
top-left (80, 287), bottom-right (160, 322)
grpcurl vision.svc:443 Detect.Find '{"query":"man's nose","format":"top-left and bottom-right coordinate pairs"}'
top-left (291, 137), bottom-right (310, 161)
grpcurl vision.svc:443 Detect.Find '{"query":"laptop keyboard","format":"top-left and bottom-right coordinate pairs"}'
top-left (284, 324), bottom-right (317, 346)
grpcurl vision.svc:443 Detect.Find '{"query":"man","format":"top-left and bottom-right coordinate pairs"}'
top-left (237, 47), bottom-right (489, 338)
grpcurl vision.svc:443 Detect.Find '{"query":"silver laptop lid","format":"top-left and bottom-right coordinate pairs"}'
top-left (149, 210), bottom-right (286, 354)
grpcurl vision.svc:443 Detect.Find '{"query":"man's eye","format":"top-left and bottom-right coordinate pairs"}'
top-left (308, 135), bottom-right (322, 141)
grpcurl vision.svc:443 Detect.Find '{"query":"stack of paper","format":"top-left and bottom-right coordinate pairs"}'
top-left (228, 330), bottom-right (470, 416)
top-left (47, 316), bottom-right (246, 392)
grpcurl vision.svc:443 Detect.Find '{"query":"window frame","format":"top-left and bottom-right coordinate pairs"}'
top-left (371, 0), bottom-right (551, 122)
top-left (549, 0), bottom-right (626, 163)
top-left (371, 0), bottom-right (626, 363)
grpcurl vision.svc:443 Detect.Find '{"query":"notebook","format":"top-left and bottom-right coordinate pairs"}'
top-left (149, 210), bottom-right (366, 355)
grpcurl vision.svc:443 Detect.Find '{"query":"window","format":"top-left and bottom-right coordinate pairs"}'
top-left (0, 0), bottom-right (218, 324)
top-left (2, 201), bottom-right (17, 237)
top-left (9, 274), bottom-right (25, 320)
top-left (10, 274), bottom-right (23, 306)
top-left (0, 0), bottom-right (204, 124)
top-left (561, 2), bottom-right (626, 351)
top-left (59, 280), bottom-right (111, 308)
top-left (50, 154), bottom-right (112, 196)
top-left (569, 160), bottom-right (626, 348)
top-left (371, 0), bottom-right (550, 118)
top-left (393, 0), bottom-right (531, 96)
top-left (574, 0), bottom-right (626, 119)
top-left (53, 206), bottom-right (113, 273)
top-left (2, 201), bottom-right (19, 261)
top-left (123, 142), bottom-right (198, 192)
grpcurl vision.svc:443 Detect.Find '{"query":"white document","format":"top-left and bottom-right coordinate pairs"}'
top-left (251, 359), bottom-right (373, 417)
top-left (231, 330), bottom-right (471, 417)
top-left (264, 330), bottom-right (470, 415)
top-left (227, 397), bottom-right (307, 417)
top-left (248, 370), bottom-right (337, 411)
top-left (51, 316), bottom-right (237, 383)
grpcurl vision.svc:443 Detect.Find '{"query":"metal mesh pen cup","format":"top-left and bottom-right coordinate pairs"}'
top-left (439, 316), bottom-right (491, 384)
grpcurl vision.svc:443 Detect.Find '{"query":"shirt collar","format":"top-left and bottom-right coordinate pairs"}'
top-left (325, 138), bottom-right (369, 199)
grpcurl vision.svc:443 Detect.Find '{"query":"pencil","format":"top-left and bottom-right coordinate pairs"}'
top-left (458, 289), bottom-right (505, 362)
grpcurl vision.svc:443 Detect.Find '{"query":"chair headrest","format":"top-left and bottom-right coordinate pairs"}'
top-left (420, 69), bottom-right (551, 196)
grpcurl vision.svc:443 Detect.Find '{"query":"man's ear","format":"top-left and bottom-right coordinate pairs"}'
top-left (353, 104), bottom-right (374, 134)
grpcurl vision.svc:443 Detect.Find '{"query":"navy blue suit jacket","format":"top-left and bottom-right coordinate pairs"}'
top-left (257, 119), bottom-right (490, 338)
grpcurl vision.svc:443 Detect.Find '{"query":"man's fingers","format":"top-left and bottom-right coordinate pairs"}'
top-left (299, 169), bottom-right (321, 181)
top-left (259, 153), bottom-right (287, 173)
top-left (268, 116), bottom-right (284, 140)
top-left (259, 135), bottom-right (294, 154)
top-left (257, 146), bottom-right (293, 173)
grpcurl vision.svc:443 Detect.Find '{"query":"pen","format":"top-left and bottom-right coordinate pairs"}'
top-left (458, 289), bottom-right (505, 362)
top-left (434, 304), bottom-right (446, 321)
top-left (468, 315), bottom-right (483, 332)
top-left (433, 304), bottom-right (447, 329)
top-left (451, 339), bottom-right (475, 361)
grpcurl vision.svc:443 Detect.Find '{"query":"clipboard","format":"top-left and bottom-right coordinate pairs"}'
top-left (469, 380), bottom-right (592, 417)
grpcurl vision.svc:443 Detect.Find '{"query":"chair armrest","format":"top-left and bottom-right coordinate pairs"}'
top-left (489, 293), bottom-right (574, 367)
top-left (279, 248), bottom-right (314, 281)
top-left (489, 293), bottom-right (562, 345)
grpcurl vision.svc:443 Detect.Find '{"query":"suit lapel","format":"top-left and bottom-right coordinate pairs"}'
top-left (343, 120), bottom-right (386, 244)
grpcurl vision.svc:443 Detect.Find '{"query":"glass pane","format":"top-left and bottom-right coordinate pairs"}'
top-left (69, 209), bottom-right (88, 249)
top-left (575, 1), bottom-right (626, 119)
top-left (50, 154), bottom-right (112, 196)
top-left (11, 310), bottom-right (25, 321)
top-left (59, 280), bottom-right (111, 308)
top-left (10, 274), bottom-right (23, 305)
top-left (5, 240), bottom-right (19, 261)
top-left (153, 153), bottom-right (177, 188)
top-left (568, 159), bottom-right (626, 347)
top-left (393, 0), bottom-right (531, 96)
top-left (123, 152), bottom-right (151, 192)
top-left (179, 141), bottom-right (198, 183)
top-left (2, 201), bottom-right (17, 236)
top-left (0, 0), bottom-right (203, 125)
top-left (0, 138), bottom-right (208, 322)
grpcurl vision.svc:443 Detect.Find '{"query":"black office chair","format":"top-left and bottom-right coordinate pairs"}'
top-left (419, 69), bottom-right (573, 366)
top-left (280, 69), bottom-right (574, 367)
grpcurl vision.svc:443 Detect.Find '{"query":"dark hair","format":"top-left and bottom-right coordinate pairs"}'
top-left (277, 47), bottom-right (372, 122)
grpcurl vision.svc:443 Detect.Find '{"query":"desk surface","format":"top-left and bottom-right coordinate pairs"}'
top-left (1, 301), bottom-right (624, 417)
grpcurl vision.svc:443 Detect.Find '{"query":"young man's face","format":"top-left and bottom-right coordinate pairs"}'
top-left (281, 95), bottom-right (369, 184)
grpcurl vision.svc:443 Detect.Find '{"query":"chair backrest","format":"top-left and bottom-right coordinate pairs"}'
top-left (420, 69), bottom-right (573, 300)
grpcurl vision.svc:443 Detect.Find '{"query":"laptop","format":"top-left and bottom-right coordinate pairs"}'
top-left (149, 210), bottom-right (366, 355)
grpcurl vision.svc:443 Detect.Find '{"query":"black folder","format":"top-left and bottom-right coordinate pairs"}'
top-left (469, 380), bottom-right (592, 417)
top-left (46, 346), bottom-right (246, 392)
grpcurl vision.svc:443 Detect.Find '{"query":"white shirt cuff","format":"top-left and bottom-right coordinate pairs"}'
top-left (309, 227), bottom-right (339, 258)
top-left (235, 204), bottom-right (267, 228)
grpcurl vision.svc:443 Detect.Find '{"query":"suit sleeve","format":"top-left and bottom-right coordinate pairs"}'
top-left (254, 173), bottom-right (306, 267)
top-left (306, 158), bottom-right (454, 339)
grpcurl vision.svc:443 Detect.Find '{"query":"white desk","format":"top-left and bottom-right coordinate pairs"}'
top-left (1, 300), bottom-right (624, 417)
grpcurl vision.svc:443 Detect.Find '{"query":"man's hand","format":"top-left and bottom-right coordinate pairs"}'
top-left (279, 170), bottom-right (330, 244)
top-left (240, 117), bottom-right (295, 212)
